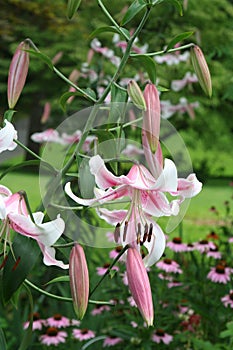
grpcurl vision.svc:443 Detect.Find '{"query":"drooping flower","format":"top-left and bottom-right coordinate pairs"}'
top-left (152, 329), bottom-right (173, 344)
top-left (194, 239), bottom-right (216, 253)
top-left (156, 258), bottom-right (183, 274)
top-left (206, 244), bottom-right (222, 259)
top-left (23, 312), bottom-right (45, 330)
top-left (0, 120), bottom-right (17, 154)
top-left (69, 244), bottom-right (89, 320)
top-left (72, 328), bottom-right (95, 341)
top-left (46, 314), bottom-right (70, 328)
top-left (103, 336), bottom-right (123, 347)
top-left (126, 247), bottom-right (154, 326)
top-left (0, 185), bottom-right (68, 269)
top-left (39, 327), bottom-right (67, 346)
top-left (166, 237), bottom-right (188, 253)
top-left (91, 304), bottom-right (111, 316)
top-left (207, 264), bottom-right (231, 284)
top-left (96, 263), bottom-right (119, 276)
top-left (65, 154), bottom-right (201, 267)
top-left (221, 290), bottom-right (233, 308)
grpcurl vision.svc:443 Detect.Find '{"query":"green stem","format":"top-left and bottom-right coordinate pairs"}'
top-left (25, 279), bottom-right (112, 305)
top-left (97, 0), bottom-right (129, 40)
top-left (14, 139), bottom-right (43, 162)
top-left (89, 244), bottom-right (129, 297)
top-left (130, 42), bottom-right (195, 57)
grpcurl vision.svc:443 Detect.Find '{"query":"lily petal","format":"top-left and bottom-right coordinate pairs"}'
top-left (153, 158), bottom-right (177, 192)
top-left (0, 120), bottom-right (17, 153)
top-left (175, 174), bottom-right (202, 199)
top-left (38, 242), bottom-right (69, 269)
top-left (143, 222), bottom-right (166, 267)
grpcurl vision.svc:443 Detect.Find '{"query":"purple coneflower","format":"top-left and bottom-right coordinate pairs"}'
top-left (73, 328), bottom-right (95, 341)
top-left (39, 327), bottom-right (67, 346)
top-left (221, 290), bottom-right (233, 308)
top-left (96, 263), bottom-right (119, 276)
top-left (46, 314), bottom-right (70, 328)
top-left (91, 304), bottom-right (111, 316)
top-left (152, 329), bottom-right (173, 344)
top-left (156, 258), bottom-right (182, 274)
top-left (206, 244), bottom-right (222, 259)
top-left (167, 280), bottom-right (183, 288)
top-left (166, 237), bottom-right (188, 252)
top-left (207, 264), bottom-right (231, 284)
top-left (195, 239), bottom-right (216, 253)
top-left (23, 312), bottom-right (45, 330)
top-left (109, 246), bottom-right (124, 261)
top-left (103, 336), bottom-right (123, 347)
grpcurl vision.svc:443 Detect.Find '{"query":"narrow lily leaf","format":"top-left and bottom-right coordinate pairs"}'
top-left (59, 89), bottom-right (96, 111)
top-left (89, 26), bottom-right (130, 40)
top-left (121, 0), bottom-right (147, 26)
top-left (78, 158), bottom-right (95, 199)
top-left (67, 0), bottom-right (81, 19)
top-left (167, 0), bottom-right (183, 16)
top-left (18, 285), bottom-right (34, 350)
top-left (0, 328), bottom-right (7, 350)
top-left (2, 235), bottom-right (40, 303)
top-left (165, 31), bottom-right (193, 52)
top-left (132, 55), bottom-right (156, 84)
top-left (45, 276), bottom-right (70, 285)
top-left (26, 49), bottom-right (53, 70)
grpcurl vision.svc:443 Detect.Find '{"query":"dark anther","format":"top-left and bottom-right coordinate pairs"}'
top-left (148, 223), bottom-right (153, 242)
top-left (137, 223), bottom-right (141, 244)
top-left (123, 221), bottom-right (128, 241)
top-left (114, 223), bottom-right (120, 243)
top-left (142, 223), bottom-right (148, 243)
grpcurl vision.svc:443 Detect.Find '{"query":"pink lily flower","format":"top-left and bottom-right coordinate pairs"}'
top-left (0, 185), bottom-right (68, 269)
top-left (0, 120), bottom-right (17, 153)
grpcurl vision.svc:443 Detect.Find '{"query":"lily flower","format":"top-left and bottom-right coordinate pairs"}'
top-left (0, 185), bottom-right (68, 269)
top-left (0, 120), bottom-right (17, 154)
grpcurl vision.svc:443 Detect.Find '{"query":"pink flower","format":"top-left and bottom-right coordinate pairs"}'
top-left (23, 312), bottom-right (45, 330)
top-left (167, 280), bottom-right (183, 288)
top-left (126, 247), bottom-right (154, 326)
top-left (0, 120), bottom-right (17, 153)
top-left (207, 265), bottom-right (231, 284)
top-left (171, 72), bottom-right (198, 91)
top-left (152, 329), bottom-right (173, 344)
top-left (0, 185), bottom-right (68, 269)
top-left (72, 328), bottom-right (95, 341)
top-left (221, 290), bottom-right (233, 308)
top-left (167, 237), bottom-right (188, 252)
top-left (156, 258), bottom-right (182, 274)
top-left (228, 237), bottom-right (233, 243)
top-left (31, 128), bottom-right (61, 143)
top-left (103, 336), bottom-right (123, 347)
top-left (46, 314), bottom-right (70, 328)
top-left (91, 304), bottom-right (111, 315)
top-left (154, 51), bottom-right (189, 65)
top-left (195, 239), bottom-right (216, 253)
top-left (96, 263), bottom-right (119, 276)
top-left (39, 327), bottom-right (67, 346)
top-left (109, 246), bottom-right (124, 261)
top-left (206, 244), bottom-right (222, 259)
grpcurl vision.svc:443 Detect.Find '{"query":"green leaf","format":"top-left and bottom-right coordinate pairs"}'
top-left (220, 321), bottom-right (233, 339)
top-left (89, 26), bottom-right (130, 40)
top-left (121, 0), bottom-right (147, 26)
top-left (18, 285), bottom-right (34, 350)
top-left (3, 109), bottom-right (16, 122)
top-left (165, 31), bottom-right (193, 52)
top-left (2, 235), bottom-right (40, 303)
top-left (59, 89), bottom-right (96, 111)
top-left (67, 0), bottom-right (81, 19)
top-left (78, 158), bottom-right (96, 198)
top-left (26, 49), bottom-right (53, 70)
top-left (132, 54), bottom-right (156, 83)
top-left (0, 160), bottom-right (56, 180)
top-left (0, 328), bottom-right (7, 350)
top-left (167, 0), bottom-right (183, 16)
top-left (45, 275), bottom-right (70, 285)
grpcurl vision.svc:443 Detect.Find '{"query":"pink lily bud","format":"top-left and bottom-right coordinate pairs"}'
top-left (143, 83), bottom-right (160, 153)
top-left (127, 80), bottom-right (146, 110)
top-left (7, 40), bottom-right (30, 109)
top-left (126, 247), bottom-right (154, 327)
top-left (190, 45), bottom-right (212, 97)
top-left (69, 243), bottom-right (89, 320)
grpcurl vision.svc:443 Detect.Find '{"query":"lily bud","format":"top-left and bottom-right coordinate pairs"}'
top-left (127, 80), bottom-right (146, 110)
top-left (7, 40), bottom-right (30, 109)
top-left (69, 243), bottom-right (89, 320)
top-left (190, 45), bottom-right (212, 97)
top-left (143, 83), bottom-right (160, 153)
top-left (126, 247), bottom-right (154, 327)
top-left (67, 0), bottom-right (82, 19)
